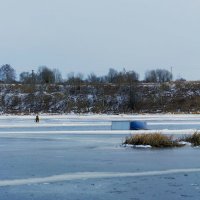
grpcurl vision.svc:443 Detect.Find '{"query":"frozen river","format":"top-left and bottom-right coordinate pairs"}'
top-left (0, 114), bottom-right (200, 200)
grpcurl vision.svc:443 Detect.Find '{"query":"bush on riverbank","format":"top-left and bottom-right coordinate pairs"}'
top-left (182, 132), bottom-right (200, 146)
top-left (123, 133), bottom-right (184, 148)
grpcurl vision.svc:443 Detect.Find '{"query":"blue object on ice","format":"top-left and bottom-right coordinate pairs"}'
top-left (130, 121), bottom-right (147, 130)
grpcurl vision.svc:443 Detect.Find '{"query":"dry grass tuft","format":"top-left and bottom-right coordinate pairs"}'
top-left (124, 133), bottom-right (184, 148)
top-left (182, 132), bottom-right (200, 146)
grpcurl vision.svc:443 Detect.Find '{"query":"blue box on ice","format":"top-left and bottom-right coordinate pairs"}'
top-left (112, 121), bottom-right (147, 130)
top-left (130, 121), bottom-right (147, 130)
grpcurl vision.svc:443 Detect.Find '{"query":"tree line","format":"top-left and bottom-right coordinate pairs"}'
top-left (0, 64), bottom-right (176, 85)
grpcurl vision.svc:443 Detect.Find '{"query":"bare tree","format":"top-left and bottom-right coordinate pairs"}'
top-left (37, 66), bottom-right (55, 84)
top-left (156, 69), bottom-right (172, 83)
top-left (125, 70), bottom-right (139, 84)
top-left (87, 73), bottom-right (100, 84)
top-left (114, 68), bottom-right (139, 85)
top-left (145, 70), bottom-right (157, 82)
top-left (144, 69), bottom-right (172, 83)
top-left (19, 72), bottom-right (32, 83)
top-left (107, 68), bottom-right (118, 83)
top-left (0, 64), bottom-right (16, 83)
top-left (67, 72), bottom-right (84, 85)
top-left (53, 68), bottom-right (62, 83)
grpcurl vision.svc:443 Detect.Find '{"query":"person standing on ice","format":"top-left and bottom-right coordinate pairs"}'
top-left (35, 115), bottom-right (39, 123)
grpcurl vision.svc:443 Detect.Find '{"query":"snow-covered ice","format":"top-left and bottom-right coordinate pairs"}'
top-left (0, 114), bottom-right (200, 200)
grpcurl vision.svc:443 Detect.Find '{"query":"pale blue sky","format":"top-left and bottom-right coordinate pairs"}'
top-left (0, 0), bottom-right (200, 80)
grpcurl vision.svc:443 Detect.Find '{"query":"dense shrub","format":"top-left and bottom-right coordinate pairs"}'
top-left (124, 133), bottom-right (183, 148)
top-left (182, 132), bottom-right (200, 146)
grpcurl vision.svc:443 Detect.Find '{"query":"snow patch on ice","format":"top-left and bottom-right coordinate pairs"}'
top-left (123, 144), bottom-right (152, 148)
top-left (1, 168), bottom-right (200, 187)
top-left (178, 141), bottom-right (192, 146)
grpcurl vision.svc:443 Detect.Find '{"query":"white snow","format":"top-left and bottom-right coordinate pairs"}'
top-left (123, 144), bottom-right (152, 148)
top-left (0, 129), bottom-right (197, 136)
top-left (0, 114), bottom-right (199, 138)
top-left (1, 168), bottom-right (200, 187)
top-left (178, 141), bottom-right (192, 146)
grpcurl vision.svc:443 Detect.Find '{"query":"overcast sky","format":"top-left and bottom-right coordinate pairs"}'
top-left (0, 0), bottom-right (200, 80)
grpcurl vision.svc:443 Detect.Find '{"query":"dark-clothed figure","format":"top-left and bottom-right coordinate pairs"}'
top-left (35, 115), bottom-right (39, 123)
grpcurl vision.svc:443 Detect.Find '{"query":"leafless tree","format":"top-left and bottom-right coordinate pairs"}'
top-left (0, 64), bottom-right (16, 83)
top-left (19, 72), bottom-right (32, 84)
top-left (145, 69), bottom-right (172, 83)
top-left (37, 66), bottom-right (55, 84)
top-left (53, 68), bottom-right (62, 83)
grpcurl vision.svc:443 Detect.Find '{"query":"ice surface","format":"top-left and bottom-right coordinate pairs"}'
top-left (1, 168), bottom-right (200, 187)
top-left (0, 114), bottom-right (200, 200)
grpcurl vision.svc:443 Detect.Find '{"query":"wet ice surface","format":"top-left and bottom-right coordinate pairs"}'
top-left (0, 114), bottom-right (200, 200)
